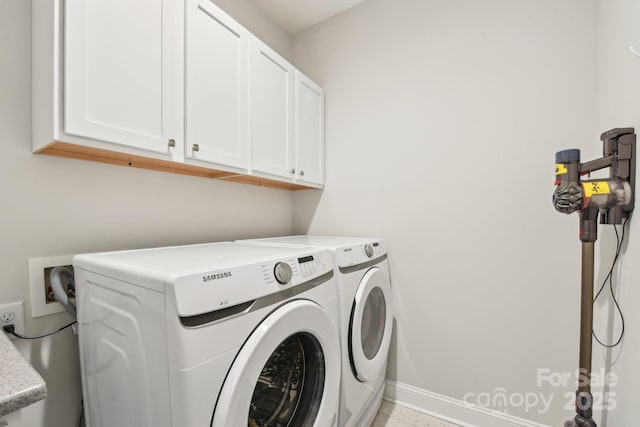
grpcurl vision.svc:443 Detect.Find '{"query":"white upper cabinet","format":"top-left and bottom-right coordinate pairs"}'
top-left (33, 0), bottom-right (324, 190)
top-left (250, 40), bottom-right (295, 180)
top-left (295, 72), bottom-right (325, 187)
top-left (184, 0), bottom-right (250, 171)
top-left (64, 0), bottom-right (180, 155)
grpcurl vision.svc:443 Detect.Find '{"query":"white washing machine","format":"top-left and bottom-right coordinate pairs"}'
top-left (239, 236), bottom-right (393, 427)
top-left (73, 242), bottom-right (341, 427)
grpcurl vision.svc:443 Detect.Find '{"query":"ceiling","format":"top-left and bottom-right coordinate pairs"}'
top-left (251, 0), bottom-right (367, 34)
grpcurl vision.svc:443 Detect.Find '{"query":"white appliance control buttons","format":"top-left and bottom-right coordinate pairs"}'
top-left (364, 244), bottom-right (374, 258)
top-left (273, 262), bottom-right (293, 284)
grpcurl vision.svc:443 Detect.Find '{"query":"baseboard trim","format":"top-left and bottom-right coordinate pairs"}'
top-left (383, 381), bottom-right (550, 427)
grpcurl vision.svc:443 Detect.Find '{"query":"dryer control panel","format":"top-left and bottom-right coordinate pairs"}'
top-left (172, 249), bottom-right (333, 318)
top-left (335, 240), bottom-right (385, 268)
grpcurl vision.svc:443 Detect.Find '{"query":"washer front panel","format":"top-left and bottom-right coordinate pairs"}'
top-left (211, 300), bottom-right (340, 427)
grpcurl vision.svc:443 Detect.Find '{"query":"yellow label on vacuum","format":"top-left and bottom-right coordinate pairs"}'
top-left (583, 181), bottom-right (611, 197)
top-left (555, 164), bottom-right (568, 175)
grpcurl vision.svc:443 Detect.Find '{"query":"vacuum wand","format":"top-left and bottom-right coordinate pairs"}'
top-left (553, 128), bottom-right (635, 427)
top-left (579, 242), bottom-right (594, 391)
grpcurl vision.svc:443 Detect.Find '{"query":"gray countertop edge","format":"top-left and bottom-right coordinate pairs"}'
top-left (0, 331), bottom-right (48, 417)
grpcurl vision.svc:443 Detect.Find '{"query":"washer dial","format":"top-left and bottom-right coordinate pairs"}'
top-left (274, 262), bottom-right (293, 284)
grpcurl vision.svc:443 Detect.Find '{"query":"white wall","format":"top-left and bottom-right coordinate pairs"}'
top-left (292, 0), bottom-right (597, 424)
top-left (592, 1), bottom-right (640, 426)
top-left (9, 0), bottom-right (638, 425)
top-left (0, 1), bottom-right (293, 426)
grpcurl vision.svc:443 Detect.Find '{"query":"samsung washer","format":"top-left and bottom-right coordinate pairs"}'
top-left (74, 242), bottom-right (341, 427)
top-left (239, 236), bottom-right (393, 427)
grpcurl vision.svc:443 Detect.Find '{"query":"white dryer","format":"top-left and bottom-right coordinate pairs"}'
top-left (73, 242), bottom-right (341, 427)
top-left (239, 237), bottom-right (393, 427)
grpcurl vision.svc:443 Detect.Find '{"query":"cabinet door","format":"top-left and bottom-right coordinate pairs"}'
top-left (250, 40), bottom-right (295, 179)
top-left (185, 0), bottom-right (250, 170)
top-left (65, 0), bottom-right (179, 154)
top-left (295, 73), bottom-right (325, 186)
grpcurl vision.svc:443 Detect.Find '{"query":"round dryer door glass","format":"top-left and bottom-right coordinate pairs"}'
top-left (349, 266), bottom-right (393, 382)
top-left (361, 287), bottom-right (386, 360)
top-left (248, 333), bottom-right (325, 427)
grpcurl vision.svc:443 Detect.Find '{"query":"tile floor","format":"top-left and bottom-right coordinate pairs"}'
top-left (371, 400), bottom-right (461, 427)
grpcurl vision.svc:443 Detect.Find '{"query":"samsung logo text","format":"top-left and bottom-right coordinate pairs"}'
top-left (203, 272), bottom-right (233, 282)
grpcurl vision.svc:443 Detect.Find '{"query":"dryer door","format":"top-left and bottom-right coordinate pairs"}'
top-left (211, 300), bottom-right (340, 427)
top-left (349, 267), bottom-right (393, 382)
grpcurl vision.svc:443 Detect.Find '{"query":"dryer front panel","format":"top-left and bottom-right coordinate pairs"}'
top-left (211, 300), bottom-right (340, 427)
top-left (348, 267), bottom-right (393, 382)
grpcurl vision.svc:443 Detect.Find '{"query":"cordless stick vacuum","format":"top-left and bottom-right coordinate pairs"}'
top-left (553, 128), bottom-right (636, 427)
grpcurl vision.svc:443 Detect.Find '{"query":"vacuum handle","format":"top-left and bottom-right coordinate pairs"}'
top-left (555, 149), bottom-right (581, 183)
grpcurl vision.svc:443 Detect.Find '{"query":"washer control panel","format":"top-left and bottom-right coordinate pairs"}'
top-left (173, 248), bottom-right (333, 317)
top-left (260, 251), bottom-right (330, 286)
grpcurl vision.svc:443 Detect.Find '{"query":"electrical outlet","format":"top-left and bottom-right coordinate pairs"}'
top-left (0, 301), bottom-right (25, 340)
top-left (29, 255), bottom-right (75, 318)
top-left (0, 312), bottom-right (15, 322)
